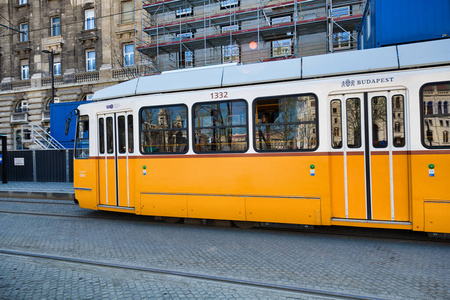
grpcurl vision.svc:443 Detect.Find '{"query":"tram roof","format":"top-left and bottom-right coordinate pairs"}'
top-left (93, 38), bottom-right (450, 101)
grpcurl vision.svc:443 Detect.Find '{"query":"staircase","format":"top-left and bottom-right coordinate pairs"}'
top-left (20, 125), bottom-right (66, 150)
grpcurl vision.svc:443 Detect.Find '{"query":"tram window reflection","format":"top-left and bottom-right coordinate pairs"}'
top-left (99, 118), bottom-right (104, 154)
top-left (346, 98), bottom-right (361, 148)
top-left (392, 95), bottom-right (405, 147)
top-left (254, 94), bottom-right (318, 151)
top-left (331, 100), bottom-right (342, 149)
top-left (128, 115), bottom-right (134, 153)
top-left (75, 115), bottom-right (89, 159)
top-left (106, 117), bottom-right (114, 154)
top-left (140, 105), bottom-right (188, 154)
top-left (193, 100), bottom-right (248, 153)
top-left (118, 116), bottom-right (126, 153)
top-left (372, 96), bottom-right (387, 148)
top-left (421, 82), bottom-right (450, 148)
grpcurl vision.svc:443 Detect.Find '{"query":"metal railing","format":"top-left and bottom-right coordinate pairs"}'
top-left (21, 124), bottom-right (65, 150)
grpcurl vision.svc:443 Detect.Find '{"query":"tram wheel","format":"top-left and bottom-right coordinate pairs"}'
top-left (162, 217), bottom-right (182, 224)
top-left (233, 221), bottom-right (255, 229)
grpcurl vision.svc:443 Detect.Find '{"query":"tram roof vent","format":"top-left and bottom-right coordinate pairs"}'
top-left (221, 58), bottom-right (302, 87)
top-left (397, 39), bottom-right (450, 68)
top-left (302, 46), bottom-right (399, 78)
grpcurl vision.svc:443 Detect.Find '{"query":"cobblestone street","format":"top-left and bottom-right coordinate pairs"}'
top-left (0, 198), bottom-right (449, 299)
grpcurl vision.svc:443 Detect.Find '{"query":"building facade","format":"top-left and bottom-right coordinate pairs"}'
top-left (0, 0), bottom-right (145, 150)
top-left (0, 0), bottom-right (364, 150)
top-left (137, 0), bottom-right (365, 72)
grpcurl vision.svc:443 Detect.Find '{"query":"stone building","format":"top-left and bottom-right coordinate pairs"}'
top-left (0, 0), bottom-right (364, 150)
top-left (0, 0), bottom-right (145, 150)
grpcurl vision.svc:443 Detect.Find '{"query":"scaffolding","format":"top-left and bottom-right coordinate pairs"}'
top-left (136, 0), bottom-right (365, 73)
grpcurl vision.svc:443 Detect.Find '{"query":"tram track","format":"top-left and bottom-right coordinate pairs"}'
top-left (0, 200), bottom-right (447, 243)
top-left (0, 248), bottom-right (382, 300)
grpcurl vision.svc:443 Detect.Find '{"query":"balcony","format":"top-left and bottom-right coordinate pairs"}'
top-left (75, 71), bottom-right (100, 83)
top-left (11, 112), bottom-right (29, 124)
top-left (12, 79), bottom-right (31, 90)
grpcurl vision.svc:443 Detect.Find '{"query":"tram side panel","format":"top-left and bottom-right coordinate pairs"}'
top-left (411, 152), bottom-right (450, 234)
top-left (74, 158), bottom-right (98, 210)
top-left (136, 154), bottom-right (329, 226)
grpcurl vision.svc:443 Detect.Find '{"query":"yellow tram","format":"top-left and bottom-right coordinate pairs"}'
top-left (74, 39), bottom-right (450, 235)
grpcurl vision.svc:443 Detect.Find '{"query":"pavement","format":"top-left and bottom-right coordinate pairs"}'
top-left (0, 181), bottom-right (74, 200)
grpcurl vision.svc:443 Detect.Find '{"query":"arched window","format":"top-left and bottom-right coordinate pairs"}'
top-left (426, 101), bottom-right (433, 115)
top-left (15, 100), bottom-right (28, 113)
top-left (44, 98), bottom-right (53, 111)
top-left (438, 101), bottom-right (442, 114)
top-left (444, 131), bottom-right (449, 143)
top-left (444, 101), bottom-right (449, 114)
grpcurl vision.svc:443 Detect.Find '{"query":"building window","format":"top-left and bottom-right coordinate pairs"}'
top-left (332, 6), bottom-right (350, 18)
top-left (140, 105), bottom-right (188, 154)
top-left (19, 0), bottom-right (27, 5)
top-left (21, 64), bottom-right (29, 80)
top-left (220, 0), bottom-right (239, 9)
top-left (176, 6), bottom-right (193, 17)
top-left (333, 32), bottom-right (351, 50)
top-left (15, 100), bottom-right (28, 113)
top-left (271, 15), bottom-right (291, 25)
top-left (121, 1), bottom-right (134, 23)
top-left (194, 100), bottom-right (247, 153)
top-left (54, 62), bottom-right (61, 76)
top-left (85, 9), bottom-right (95, 30)
top-left (254, 94), bottom-right (318, 151)
top-left (272, 39), bottom-right (292, 57)
top-left (222, 24), bottom-right (239, 33)
top-left (222, 44), bottom-right (240, 63)
top-left (123, 44), bottom-right (134, 67)
top-left (19, 23), bottom-right (28, 42)
top-left (51, 17), bottom-right (60, 36)
top-left (44, 98), bottom-right (53, 111)
top-left (421, 82), bottom-right (450, 148)
top-left (86, 51), bottom-right (96, 71)
top-left (177, 32), bottom-right (193, 40)
top-left (178, 51), bottom-right (193, 68)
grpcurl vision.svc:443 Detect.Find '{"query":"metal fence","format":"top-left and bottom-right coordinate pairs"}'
top-left (0, 149), bottom-right (74, 182)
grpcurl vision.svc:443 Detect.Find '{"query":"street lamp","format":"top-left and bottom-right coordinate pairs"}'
top-left (42, 49), bottom-right (54, 105)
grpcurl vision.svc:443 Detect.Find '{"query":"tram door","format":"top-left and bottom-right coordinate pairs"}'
top-left (330, 90), bottom-right (410, 222)
top-left (98, 112), bottom-right (134, 208)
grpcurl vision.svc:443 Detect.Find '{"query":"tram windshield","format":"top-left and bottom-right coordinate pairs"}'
top-left (75, 115), bottom-right (89, 158)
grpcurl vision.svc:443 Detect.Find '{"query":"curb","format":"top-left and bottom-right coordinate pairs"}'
top-left (0, 191), bottom-right (75, 201)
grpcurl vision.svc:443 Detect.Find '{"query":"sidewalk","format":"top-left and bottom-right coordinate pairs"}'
top-left (0, 181), bottom-right (75, 201)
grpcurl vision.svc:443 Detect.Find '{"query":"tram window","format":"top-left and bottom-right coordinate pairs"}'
top-left (140, 104), bottom-right (188, 154)
top-left (372, 96), bottom-right (387, 148)
top-left (193, 100), bottom-right (247, 153)
top-left (392, 95), bottom-right (405, 147)
top-left (254, 94), bottom-right (317, 151)
top-left (128, 115), bottom-right (134, 153)
top-left (346, 98), bottom-right (361, 148)
top-left (118, 116), bottom-right (126, 154)
top-left (421, 82), bottom-right (450, 148)
top-left (75, 115), bottom-right (89, 159)
top-left (331, 100), bottom-right (342, 149)
top-left (106, 117), bottom-right (114, 154)
top-left (99, 118), bottom-right (105, 154)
